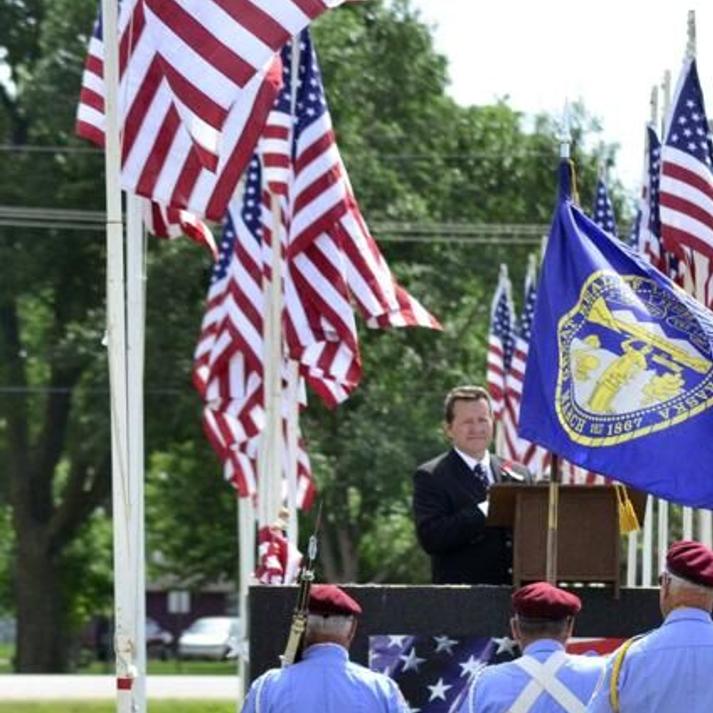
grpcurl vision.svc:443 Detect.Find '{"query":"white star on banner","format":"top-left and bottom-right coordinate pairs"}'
top-left (459, 654), bottom-right (486, 678)
top-left (433, 635), bottom-right (459, 655)
top-left (387, 635), bottom-right (408, 648)
top-left (399, 647), bottom-right (426, 672)
top-left (493, 636), bottom-right (518, 655)
top-left (427, 677), bottom-right (453, 702)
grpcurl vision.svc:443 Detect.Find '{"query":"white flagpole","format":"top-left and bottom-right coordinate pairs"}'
top-left (285, 361), bottom-right (300, 546)
top-left (257, 190), bottom-right (285, 529)
top-left (283, 37), bottom-right (304, 548)
top-left (126, 195), bottom-right (147, 711)
top-left (100, 0), bottom-right (145, 709)
top-left (237, 496), bottom-right (255, 704)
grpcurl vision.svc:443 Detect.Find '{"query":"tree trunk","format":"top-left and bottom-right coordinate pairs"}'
top-left (14, 525), bottom-right (68, 672)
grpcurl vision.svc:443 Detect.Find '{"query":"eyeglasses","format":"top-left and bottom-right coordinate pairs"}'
top-left (658, 571), bottom-right (670, 586)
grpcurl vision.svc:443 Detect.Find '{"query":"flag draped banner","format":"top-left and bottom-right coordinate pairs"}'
top-left (520, 175), bottom-right (713, 508)
top-left (660, 57), bottom-right (713, 308)
top-left (369, 634), bottom-right (619, 712)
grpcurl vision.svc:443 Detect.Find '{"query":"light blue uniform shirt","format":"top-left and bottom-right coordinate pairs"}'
top-left (463, 640), bottom-right (604, 713)
top-left (587, 607), bottom-right (713, 713)
top-left (241, 642), bottom-right (409, 713)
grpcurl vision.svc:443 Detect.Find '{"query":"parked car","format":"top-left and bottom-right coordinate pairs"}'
top-left (146, 617), bottom-right (173, 660)
top-left (178, 616), bottom-right (239, 660)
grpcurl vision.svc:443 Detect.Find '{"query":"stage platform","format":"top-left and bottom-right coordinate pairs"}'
top-left (248, 584), bottom-right (660, 680)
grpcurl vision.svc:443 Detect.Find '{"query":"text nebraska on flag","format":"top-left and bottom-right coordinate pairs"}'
top-left (519, 166), bottom-right (713, 508)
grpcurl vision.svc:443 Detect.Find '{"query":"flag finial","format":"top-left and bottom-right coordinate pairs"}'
top-left (649, 85), bottom-right (659, 127)
top-left (661, 70), bottom-right (672, 137)
top-left (559, 100), bottom-right (572, 159)
top-left (686, 9), bottom-right (696, 60)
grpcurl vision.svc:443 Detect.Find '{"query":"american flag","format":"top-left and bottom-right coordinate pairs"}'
top-left (486, 265), bottom-right (515, 419)
top-left (265, 32), bottom-right (440, 407)
top-left (144, 201), bottom-right (217, 258)
top-left (591, 177), bottom-right (618, 237)
top-left (194, 160), bottom-right (316, 503)
top-left (660, 57), bottom-right (713, 308)
top-left (503, 256), bottom-right (549, 472)
top-left (369, 634), bottom-right (518, 713)
top-left (630, 126), bottom-right (664, 267)
top-left (76, 1), bottom-right (347, 221)
top-left (76, 8), bottom-right (218, 244)
top-left (194, 188), bottom-right (265, 496)
top-left (255, 525), bottom-right (302, 585)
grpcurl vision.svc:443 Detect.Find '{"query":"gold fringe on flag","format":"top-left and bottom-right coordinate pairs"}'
top-left (614, 483), bottom-right (640, 534)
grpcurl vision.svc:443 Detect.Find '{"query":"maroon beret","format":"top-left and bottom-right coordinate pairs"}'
top-left (308, 584), bottom-right (362, 617)
top-left (512, 582), bottom-right (582, 620)
top-left (666, 540), bottom-right (713, 588)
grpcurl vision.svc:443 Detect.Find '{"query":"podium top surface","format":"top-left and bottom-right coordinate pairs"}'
top-left (486, 483), bottom-right (647, 528)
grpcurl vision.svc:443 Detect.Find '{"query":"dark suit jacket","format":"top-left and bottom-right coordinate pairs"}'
top-left (412, 449), bottom-right (532, 585)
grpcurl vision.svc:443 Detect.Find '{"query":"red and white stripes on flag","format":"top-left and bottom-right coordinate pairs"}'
top-left (255, 525), bottom-right (302, 585)
top-left (144, 201), bottom-right (217, 258)
top-left (660, 57), bottom-right (713, 309)
top-left (486, 265), bottom-right (515, 419)
top-left (76, 0), bottom-right (347, 221)
top-left (501, 256), bottom-right (549, 471)
top-left (194, 32), bottom-right (439, 501)
top-left (262, 32), bottom-right (440, 407)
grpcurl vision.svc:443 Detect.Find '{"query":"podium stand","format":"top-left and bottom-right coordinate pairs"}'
top-left (488, 484), bottom-right (646, 597)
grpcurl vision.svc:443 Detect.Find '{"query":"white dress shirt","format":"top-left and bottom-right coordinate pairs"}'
top-left (455, 448), bottom-right (494, 485)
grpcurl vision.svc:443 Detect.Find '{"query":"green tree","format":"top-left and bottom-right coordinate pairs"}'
top-left (0, 0), bottom-right (624, 671)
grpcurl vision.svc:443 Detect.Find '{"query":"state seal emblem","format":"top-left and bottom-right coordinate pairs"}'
top-left (556, 271), bottom-right (713, 446)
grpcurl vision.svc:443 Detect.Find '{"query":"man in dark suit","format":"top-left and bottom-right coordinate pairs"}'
top-left (412, 385), bottom-right (532, 585)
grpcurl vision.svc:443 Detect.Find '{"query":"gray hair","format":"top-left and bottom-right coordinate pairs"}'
top-left (666, 569), bottom-right (713, 595)
top-left (306, 614), bottom-right (354, 640)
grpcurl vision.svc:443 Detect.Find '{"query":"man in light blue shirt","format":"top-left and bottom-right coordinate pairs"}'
top-left (463, 581), bottom-right (603, 713)
top-left (587, 539), bottom-right (713, 713)
top-left (241, 584), bottom-right (409, 713)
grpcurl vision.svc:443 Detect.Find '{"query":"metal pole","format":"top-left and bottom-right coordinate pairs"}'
top-left (98, 1), bottom-right (142, 710)
top-left (126, 195), bottom-right (147, 711)
top-left (546, 454), bottom-right (560, 584)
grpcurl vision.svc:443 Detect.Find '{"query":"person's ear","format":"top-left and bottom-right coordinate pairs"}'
top-left (510, 616), bottom-right (519, 642)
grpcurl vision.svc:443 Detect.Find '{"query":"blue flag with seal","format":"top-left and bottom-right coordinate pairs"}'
top-left (520, 163), bottom-right (713, 508)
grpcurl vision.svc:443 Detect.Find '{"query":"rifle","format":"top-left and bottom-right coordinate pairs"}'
top-left (280, 503), bottom-right (322, 667)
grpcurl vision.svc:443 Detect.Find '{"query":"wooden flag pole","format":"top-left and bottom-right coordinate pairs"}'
top-left (546, 454), bottom-right (561, 584)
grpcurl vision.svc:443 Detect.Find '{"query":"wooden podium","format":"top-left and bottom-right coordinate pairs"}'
top-left (488, 484), bottom-right (646, 597)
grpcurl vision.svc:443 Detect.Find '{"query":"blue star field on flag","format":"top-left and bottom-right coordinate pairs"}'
top-left (492, 284), bottom-right (516, 373)
top-left (665, 61), bottom-right (713, 167)
top-left (592, 178), bottom-right (617, 237)
top-left (369, 635), bottom-right (519, 712)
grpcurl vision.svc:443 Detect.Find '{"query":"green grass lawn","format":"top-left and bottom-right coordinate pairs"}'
top-left (78, 658), bottom-right (237, 675)
top-left (0, 641), bottom-right (236, 675)
top-left (0, 643), bottom-right (12, 674)
top-left (0, 704), bottom-right (236, 713)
